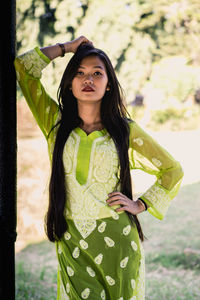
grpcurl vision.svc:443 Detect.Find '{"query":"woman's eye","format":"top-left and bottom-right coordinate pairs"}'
top-left (76, 71), bottom-right (84, 76)
top-left (94, 71), bottom-right (102, 76)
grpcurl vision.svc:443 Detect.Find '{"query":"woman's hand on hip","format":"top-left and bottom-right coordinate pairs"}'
top-left (106, 192), bottom-right (146, 215)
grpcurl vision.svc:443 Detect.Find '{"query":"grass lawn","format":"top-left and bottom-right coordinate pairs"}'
top-left (15, 181), bottom-right (200, 300)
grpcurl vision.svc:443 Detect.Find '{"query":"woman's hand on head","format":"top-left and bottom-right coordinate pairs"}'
top-left (40, 36), bottom-right (93, 60)
top-left (65, 36), bottom-right (93, 53)
top-left (106, 192), bottom-right (146, 215)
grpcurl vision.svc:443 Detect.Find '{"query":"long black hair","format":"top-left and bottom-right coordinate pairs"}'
top-left (46, 43), bottom-right (144, 242)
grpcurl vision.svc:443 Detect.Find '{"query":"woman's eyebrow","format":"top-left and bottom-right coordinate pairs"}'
top-left (79, 65), bottom-right (104, 70)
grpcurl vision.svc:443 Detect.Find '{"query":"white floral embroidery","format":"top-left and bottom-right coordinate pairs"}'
top-left (123, 225), bottom-right (131, 236)
top-left (143, 183), bottom-right (171, 217)
top-left (120, 256), bottom-right (129, 268)
top-left (72, 247), bottom-right (80, 259)
top-left (93, 141), bottom-right (119, 183)
top-left (104, 237), bottom-right (115, 247)
top-left (101, 289), bottom-right (106, 300)
top-left (106, 275), bottom-right (115, 286)
top-left (64, 232), bottom-right (71, 240)
top-left (86, 266), bottom-right (96, 277)
top-left (67, 266), bottom-right (74, 277)
top-left (152, 157), bottom-right (162, 167)
top-left (81, 288), bottom-right (90, 299)
top-left (63, 135), bottom-right (75, 174)
top-left (74, 219), bottom-right (97, 239)
top-left (18, 48), bottom-right (48, 78)
top-left (133, 138), bottom-right (143, 146)
top-left (79, 239), bottom-right (89, 249)
top-left (94, 253), bottom-right (103, 265)
top-left (60, 130), bottom-right (121, 238)
top-left (131, 241), bottom-right (138, 251)
top-left (98, 221), bottom-right (107, 233)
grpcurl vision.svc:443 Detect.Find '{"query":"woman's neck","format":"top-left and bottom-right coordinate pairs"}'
top-left (78, 101), bottom-right (103, 132)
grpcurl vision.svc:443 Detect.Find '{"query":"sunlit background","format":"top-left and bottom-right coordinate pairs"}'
top-left (16, 0), bottom-right (200, 299)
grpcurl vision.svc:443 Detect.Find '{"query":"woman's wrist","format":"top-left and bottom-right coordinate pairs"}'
top-left (138, 198), bottom-right (148, 211)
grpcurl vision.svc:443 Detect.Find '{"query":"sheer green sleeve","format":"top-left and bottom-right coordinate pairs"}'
top-left (129, 121), bottom-right (184, 220)
top-left (14, 47), bottom-right (59, 140)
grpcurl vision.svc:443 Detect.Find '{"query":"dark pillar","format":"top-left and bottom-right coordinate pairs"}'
top-left (0, 1), bottom-right (17, 299)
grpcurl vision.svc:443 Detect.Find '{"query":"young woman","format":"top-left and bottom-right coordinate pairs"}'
top-left (15, 36), bottom-right (183, 300)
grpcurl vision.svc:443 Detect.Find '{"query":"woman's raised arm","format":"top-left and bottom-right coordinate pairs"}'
top-left (40, 36), bottom-right (93, 60)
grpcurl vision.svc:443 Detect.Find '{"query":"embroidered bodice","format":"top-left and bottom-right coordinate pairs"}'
top-left (14, 47), bottom-right (184, 238)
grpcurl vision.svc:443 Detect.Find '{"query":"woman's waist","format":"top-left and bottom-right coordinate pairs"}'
top-left (65, 200), bottom-right (123, 220)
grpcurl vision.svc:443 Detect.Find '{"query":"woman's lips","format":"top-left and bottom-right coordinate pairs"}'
top-left (82, 86), bottom-right (95, 92)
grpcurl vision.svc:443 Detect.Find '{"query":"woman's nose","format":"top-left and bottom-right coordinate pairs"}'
top-left (84, 74), bottom-right (93, 84)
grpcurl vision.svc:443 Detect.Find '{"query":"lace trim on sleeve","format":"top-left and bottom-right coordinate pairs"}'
top-left (18, 47), bottom-right (49, 79)
top-left (141, 180), bottom-right (182, 219)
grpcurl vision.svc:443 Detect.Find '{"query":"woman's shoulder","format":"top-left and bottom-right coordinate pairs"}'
top-left (125, 117), bottom-right (135, 129)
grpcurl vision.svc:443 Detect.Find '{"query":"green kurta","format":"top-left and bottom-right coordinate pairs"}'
top-left (14, 47), bottom-right (184, 300)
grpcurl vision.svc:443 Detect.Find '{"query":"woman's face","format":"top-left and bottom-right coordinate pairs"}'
top-left (71, 55), bottom-right (109, 103)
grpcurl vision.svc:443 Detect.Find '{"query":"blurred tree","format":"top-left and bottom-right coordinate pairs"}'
top-left (16, 0), bottom-right (200, 105)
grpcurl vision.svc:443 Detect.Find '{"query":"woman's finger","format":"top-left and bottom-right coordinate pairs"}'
top-left (107, 199), bottom-right (127, 206)
top-left (107, 192), bottom-right (127, 202)
top-left (116, 206), bottom-right (128, 212)
top-left (108, 191), bottom-right (123, 197)
top-left (106, 195), bottom-right (127, 203)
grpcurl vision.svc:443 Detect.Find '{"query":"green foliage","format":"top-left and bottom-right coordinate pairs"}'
top-left (145, 56), bottom-right (200, 104)
top-left (152, 108), bottom-right (187, 124)
top-left (16, 0), bottom-right (200, 125)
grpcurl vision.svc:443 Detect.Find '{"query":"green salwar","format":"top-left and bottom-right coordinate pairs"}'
top-left (14, 47), bottom-right (183, 300)
top-left (56, 212), bottom-right (144, 300)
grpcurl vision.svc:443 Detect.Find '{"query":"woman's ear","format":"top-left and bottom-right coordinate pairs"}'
top-left (106, 83), bottom-right (110, 91)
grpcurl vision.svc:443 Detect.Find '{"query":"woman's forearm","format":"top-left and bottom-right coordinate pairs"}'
top-left (40, 42), bottom-right (72, 60)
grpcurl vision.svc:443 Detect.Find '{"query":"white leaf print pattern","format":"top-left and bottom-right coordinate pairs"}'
top-left (86, 266), bottom-right (96, 277)
top-left (120, 256), bottom-right (129, 268)
top-left (67, 266), bottom-right (74, 277)
top-left (98, 221), bottom-right (107, 233)
top-left (123, 225), bottom-right (131, 236)
top-left (94, 253), bottom-right (103, 265)
top-left (100, 289), bottom-right (106, 300)
top-left (131, 279), bottom-right (136, 290)
top-left (72, 247), bottom-right (80, 259)
top-left (81, 288), bottom-right (90, 299)
top-left (64, 232), bottom-right (71, 240)
top-left (131, 241), bottom-right (138, 251)
top-left (106, 275), bottom-right (115, 286)
top-left (104, 237), bottom-right (115, 247)
top-left (152, 157), bottom-right (162, 167)
top-left (79, 239), bottom-right (89, 249)
top-left (66, 283), bottom-right (70, 293)
top-left (133, 137), bottom-right (143, 146)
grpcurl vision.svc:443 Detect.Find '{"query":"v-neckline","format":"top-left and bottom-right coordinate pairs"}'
top-left (74, 127), bottom-right (107, 140)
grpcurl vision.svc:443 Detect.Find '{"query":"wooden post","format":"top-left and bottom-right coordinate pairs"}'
top-left (0, 1), bottom-right (17, 299)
